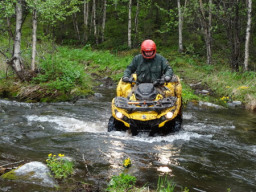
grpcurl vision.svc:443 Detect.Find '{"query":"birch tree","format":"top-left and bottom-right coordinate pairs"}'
top-left (26, 0), bottom-right (81, 71)
top-left (244, 0), bottom-right (252, 71)
top-left (12, 0), bottom-right (25, 80)
top-left (128, 0), bottom-right (132, 48)
top-left (31, 8), bottom-right (37, 71)
top-left (102, 0), bottom-right (107, 42)
top-left (177, 0), bottom-right (187, 52)
top-left (83, 0), bottom-right (89, 42)
top-left (92, 0), bottom-right (98, 45)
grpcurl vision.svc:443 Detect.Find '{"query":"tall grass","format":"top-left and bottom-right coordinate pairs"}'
top-left (156, 176), bottom-right (176, 192)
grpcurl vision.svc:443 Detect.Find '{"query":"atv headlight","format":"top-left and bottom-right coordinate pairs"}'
top-left (116, 111), bottom-right (124, 119)
top-left (165, 112), bottom-right (173, 119)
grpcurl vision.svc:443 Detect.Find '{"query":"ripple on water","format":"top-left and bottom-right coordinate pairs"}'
top-left (0, 99), bottom-right (33, 108)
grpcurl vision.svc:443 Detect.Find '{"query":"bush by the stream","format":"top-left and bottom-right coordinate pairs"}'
top-left (33, 52), bottom-right (89, 92)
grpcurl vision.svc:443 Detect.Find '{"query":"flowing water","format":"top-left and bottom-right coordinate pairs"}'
top-left (0, 87), bottom-right (256, 192)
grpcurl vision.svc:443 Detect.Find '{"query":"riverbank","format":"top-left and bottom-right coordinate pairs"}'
top-left (0, 46), bottom-right (255, 111)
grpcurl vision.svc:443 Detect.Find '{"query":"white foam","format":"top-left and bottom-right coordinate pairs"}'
top-left (26, 115), bottom-right (107, 133)
top-left (249, 145), bottom-right (256, 154)
top-left (108, 131), bottom-right (212, 144)
top-left (182, 112), bottom-right (193, 120)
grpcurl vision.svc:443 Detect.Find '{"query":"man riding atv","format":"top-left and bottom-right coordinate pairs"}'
top-left (108, 40), bottom-right (182, 136)
top-left (122, 39), bottom-right (173, 84)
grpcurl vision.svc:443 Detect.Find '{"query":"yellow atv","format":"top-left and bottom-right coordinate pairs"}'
top-left (108, 74), bottom-right (182, 136)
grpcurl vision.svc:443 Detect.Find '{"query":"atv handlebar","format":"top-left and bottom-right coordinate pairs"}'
top-left (123, 77), bottom-right (168, 86)
top-left (153, 78), bottom-right (165, 86)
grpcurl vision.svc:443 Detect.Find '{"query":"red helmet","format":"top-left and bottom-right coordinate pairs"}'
top-left (141, 39), bottom-right (156, 59)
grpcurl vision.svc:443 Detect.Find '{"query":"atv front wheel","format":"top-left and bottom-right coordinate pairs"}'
top-left (107, 116), bottom-right (127, 132)
top-left (161, 114), bottom-right (182, 135)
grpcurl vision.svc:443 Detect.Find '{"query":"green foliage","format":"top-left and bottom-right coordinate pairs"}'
top-left (181, 82), bottom-right (200, 103)
top-left (107, 173), bottom-right (137, 192)
top-left (25, 0), bottom-right (81, 24)
top-left (46, 153), bottom-right (74, 180)
top-left (0, 0), bottom-right (15, 17)
top-left (33, 51), bottom-right (88, 92)
top-left (156, 176), bottom-right (176, 192)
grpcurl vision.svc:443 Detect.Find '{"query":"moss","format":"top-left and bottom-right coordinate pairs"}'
top-left (1, 169), bottom-right (37, 181)
top-left (1, 169), bottom-right (19, 180)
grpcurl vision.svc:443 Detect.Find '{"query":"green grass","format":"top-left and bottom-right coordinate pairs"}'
top-left (156, 176), bottom-right (176, 192)
top-left (107, 173), bottom-right (137, 192)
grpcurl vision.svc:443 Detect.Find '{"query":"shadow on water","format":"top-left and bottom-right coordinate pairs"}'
top-left (0, 87), bottom-right (256, 191)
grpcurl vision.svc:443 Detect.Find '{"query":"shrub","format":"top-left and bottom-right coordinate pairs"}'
top-left (33, 53), bottom-right (87, 92)
top-left (46, 153), bottom-right (74, 180)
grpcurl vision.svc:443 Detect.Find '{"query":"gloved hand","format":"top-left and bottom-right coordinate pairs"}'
top-left (122, 76), bottom-right (130, 82)
top-left (164, 75), bottom-right (171, 82)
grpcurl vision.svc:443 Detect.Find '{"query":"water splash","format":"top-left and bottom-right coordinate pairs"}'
top-left (26, 115), bottom-right (107, 133)
top-left (108, 131), bottom-right (212, 144)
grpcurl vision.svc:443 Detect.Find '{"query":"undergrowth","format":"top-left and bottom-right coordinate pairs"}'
top-left (163, 50), bottom-right (256, 107)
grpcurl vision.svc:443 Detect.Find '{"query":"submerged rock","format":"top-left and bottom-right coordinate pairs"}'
top-left (1, 161), bottom-right (57, 187)
top-left (199, 101), bottom-right (225, 109)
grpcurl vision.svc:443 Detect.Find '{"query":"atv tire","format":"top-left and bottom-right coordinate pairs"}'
top-left (161, 114), bottom-right (182, 135)
top-left (173, 114), bottom-right (182, 132)
top-left (108, 116), bottom-right (127, 132)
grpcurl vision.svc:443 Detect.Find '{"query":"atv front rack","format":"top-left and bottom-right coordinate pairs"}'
top-left (114, 96), bottom-right (177, 113)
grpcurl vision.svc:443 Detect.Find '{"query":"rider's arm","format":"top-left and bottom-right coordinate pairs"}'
top-left (123, 55), bottom-right (139, 78)
top-left (161, 57), bottom-right (173, 78)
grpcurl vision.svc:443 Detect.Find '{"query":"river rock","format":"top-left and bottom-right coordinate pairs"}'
top-left (199, 101), bottom-right (225, 109)
top-left (94, 93), bottom-right (103, 98)
top-left (1, 161), bottom-right (57, 187)
top-left (201, 90), bottom-right (209, 95)
top-left (189, 82), bottom-right (202, 87)
top-left (227, 101), bottom-right (242, 108)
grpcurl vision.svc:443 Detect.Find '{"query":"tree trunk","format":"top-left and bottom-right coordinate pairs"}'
top-left (177, 0), bottom-right (183, 52)
top-left (199, 0), bottom-right (212, 65)
top-left (231, 0), bottom-right (240, 71)
top-left (102, 0), bottom-right (107, 42)
top-left (83, 0), bottom-right (89, 42)
top-left (134, 0), bottom-right (139, 46)
top-left (207, 0), bottom-right (212, 65)
top-left (72, 13), bottom-right (81, 41)
top-left (244, 0), bottom-right (252, 71)
top-left (93, 0), bottom-right (98, 45)
top-left (31, 9), bottom-right (37, 71)
top-left (128, 0), bottom-right (132, 48)
top-left (12, 0), bottom-right (25, 80)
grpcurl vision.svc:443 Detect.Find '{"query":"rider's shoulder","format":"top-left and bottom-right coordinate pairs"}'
top-left (135, 54), bottom-right (143, 59)
top-left (155, 53), bottom-right (165, 59)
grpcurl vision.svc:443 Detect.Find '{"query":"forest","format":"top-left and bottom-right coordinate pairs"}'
top-left (0, 0), bottom-right (255, 108)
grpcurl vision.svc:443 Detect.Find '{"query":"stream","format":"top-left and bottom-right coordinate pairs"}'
top-left (0, 87), bottom-right (256, 192)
